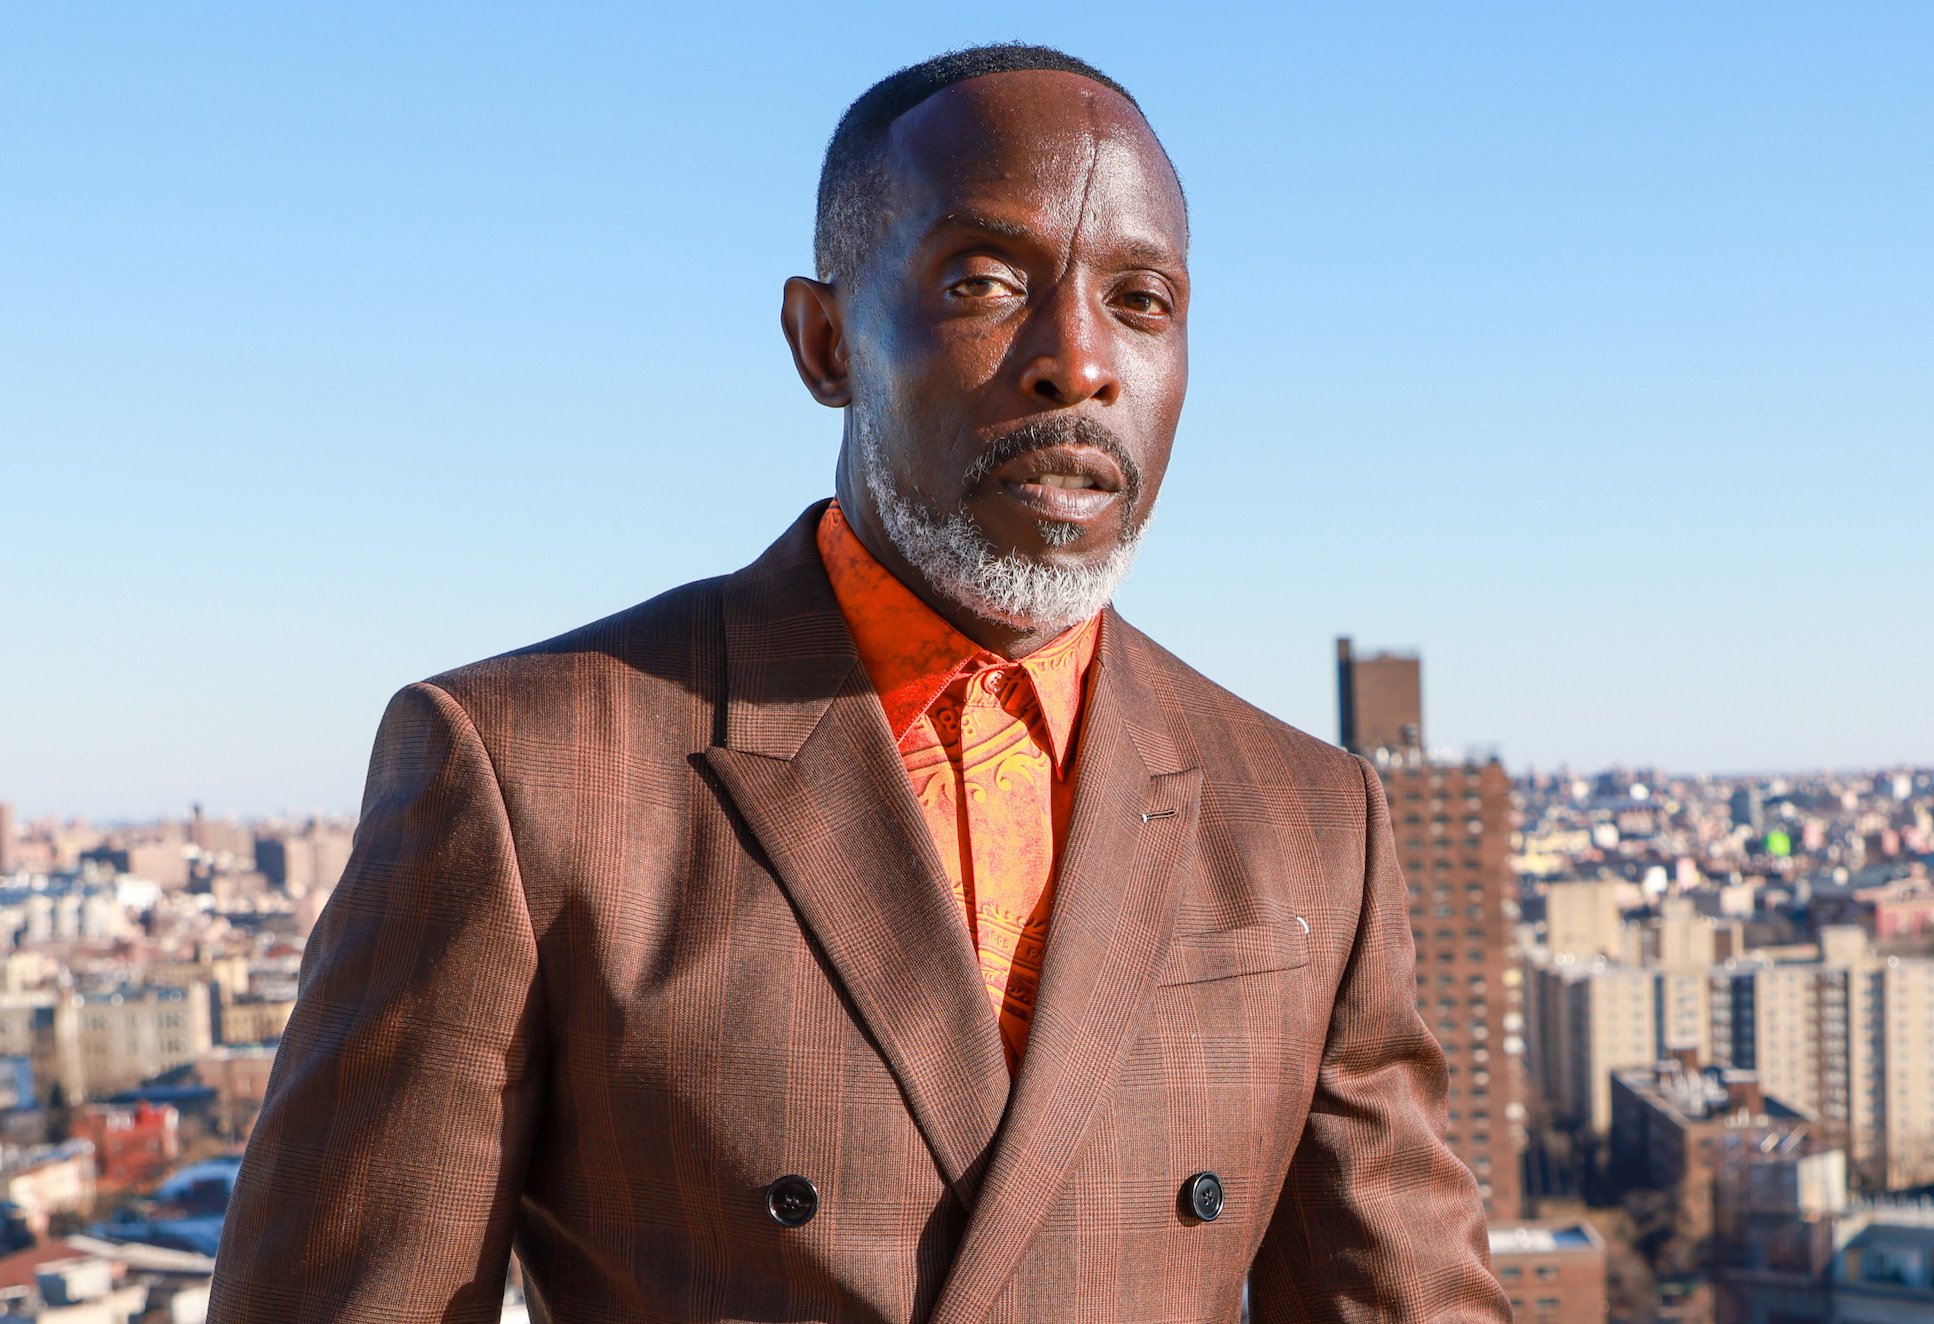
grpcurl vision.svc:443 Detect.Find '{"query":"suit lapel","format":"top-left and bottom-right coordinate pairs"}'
top-left (932, 618), bottom-right (1203, 1324)
top-left (701, 505), bottom-right (1012, 1204)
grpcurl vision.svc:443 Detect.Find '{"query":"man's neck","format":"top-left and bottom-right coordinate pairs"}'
top-left (830, 475), bottom-right (1076, 662)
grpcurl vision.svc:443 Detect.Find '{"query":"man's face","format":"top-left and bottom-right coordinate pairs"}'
top-left (831, 70), bottom-right (1190, 636)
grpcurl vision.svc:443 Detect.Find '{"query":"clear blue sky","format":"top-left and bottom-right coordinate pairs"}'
top-left (4, 4), bottom-right (1929, 821)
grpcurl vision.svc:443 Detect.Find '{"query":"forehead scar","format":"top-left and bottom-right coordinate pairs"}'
top-left (1060, 98), bottom-right (1103, 282)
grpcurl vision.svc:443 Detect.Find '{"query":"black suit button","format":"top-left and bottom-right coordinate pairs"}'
top-left (1181, 1171), bottom-right (1224, 1223)
top-left (765, 1175), bottom-right (819, 1227)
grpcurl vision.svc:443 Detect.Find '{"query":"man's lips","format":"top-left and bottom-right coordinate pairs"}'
top-left (990, 445), bottom-right (1125, 522)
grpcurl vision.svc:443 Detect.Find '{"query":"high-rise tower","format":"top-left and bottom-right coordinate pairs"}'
top-left (1336, 637), bottom-right (1424, 760)
top-left (1338, 638), bottom-right (1525, 1218)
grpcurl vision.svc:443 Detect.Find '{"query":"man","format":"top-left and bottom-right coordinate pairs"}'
top-left (211, 45), bottom-right (1509, 1323)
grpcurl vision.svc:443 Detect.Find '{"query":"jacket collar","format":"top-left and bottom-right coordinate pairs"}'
top-left (814, 500), bottom-right (1098, 772)
top-left (713, 500), bottom-right (1186, 775)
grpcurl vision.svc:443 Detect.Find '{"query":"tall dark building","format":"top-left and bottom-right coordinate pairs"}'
top-left (1336, 637), bottom-right (1424, 759)
top-left (1339, 640), bottom-right (1525, 1219)
top-left (1729, 785), bottom-right (1765, 833)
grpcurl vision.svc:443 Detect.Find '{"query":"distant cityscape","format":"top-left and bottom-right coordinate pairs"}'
top-left (0, 646), bottom-right (1924, 1322)
top-left (1338, 637), bottom-right (1934, 1324)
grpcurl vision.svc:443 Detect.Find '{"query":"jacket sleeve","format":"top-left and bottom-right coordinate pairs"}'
top-left (1248, 756), bottom-right (1510, 1323)
top-left (209, 682), bottom-right (546, 1323)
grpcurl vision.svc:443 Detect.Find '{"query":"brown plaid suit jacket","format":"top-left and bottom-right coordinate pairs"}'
top-left (209, 503), bottom-right (1510, 1323)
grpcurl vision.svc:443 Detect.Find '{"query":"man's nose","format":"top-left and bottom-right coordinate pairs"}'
top-left (1015, 284), bottom-right (1121, 407)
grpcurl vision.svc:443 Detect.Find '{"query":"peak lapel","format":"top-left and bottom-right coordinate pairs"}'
top-left (932, 617), bottom-right (1203, 1324)
top-left (701, 505), bottom-right (1011, 1204)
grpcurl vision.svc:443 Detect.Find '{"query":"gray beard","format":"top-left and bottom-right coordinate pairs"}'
top-left (856, 417), bottom-right (1146, 634)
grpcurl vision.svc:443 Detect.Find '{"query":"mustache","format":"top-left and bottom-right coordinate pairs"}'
top-left (962, 414), bottom-right (1144, 513)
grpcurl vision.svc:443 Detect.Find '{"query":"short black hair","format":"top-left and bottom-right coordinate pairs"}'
top-left (813, 44), bottom-right (1167, 285)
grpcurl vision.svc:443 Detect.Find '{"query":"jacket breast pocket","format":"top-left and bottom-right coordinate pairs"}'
top-left (1157, 920), bottom-right (1312, 987)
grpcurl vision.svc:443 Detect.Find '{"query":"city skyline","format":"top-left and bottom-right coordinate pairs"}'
top-left (6, 5), bottom-right (1929, 815)
top-left (5, 712), bottom-right (1930, 826)
top-left (5, 757), bottom-right (1928, 836)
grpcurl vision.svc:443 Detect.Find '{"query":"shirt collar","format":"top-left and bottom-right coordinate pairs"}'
top-left (815, 500), bottom-right (1100, 772)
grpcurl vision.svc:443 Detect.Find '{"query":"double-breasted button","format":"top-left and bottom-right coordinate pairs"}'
top-left (765, 1175), bottom-right (819, 1227)
top-left (1181, 1171), bottom-right (1225, 1223)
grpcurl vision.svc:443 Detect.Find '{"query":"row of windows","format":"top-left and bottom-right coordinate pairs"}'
top-left (1497, 1265), bottom-right (1562, 1282)
top-left (1423, 973), bottom-right (1484, 987)
top-left (1412, 905), bottom-right (1492, 922)
top-left (1400, 815), bottom-right (1491, 836)
top-left (1414, 927), bottom-right (1495, 946)
top-left (1396, 792), bottom-right (1487, 810)
top-left (1415, 865), bottom-right (1492, 882)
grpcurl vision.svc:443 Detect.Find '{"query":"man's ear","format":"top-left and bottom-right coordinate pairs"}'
top-left (781, 276), bottom-right (852, 408)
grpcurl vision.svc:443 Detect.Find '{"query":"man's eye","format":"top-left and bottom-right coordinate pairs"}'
top-left (1118, 289), bottom-right (1171, 317)
top-left (949, 275), bottom-right (1014, 298)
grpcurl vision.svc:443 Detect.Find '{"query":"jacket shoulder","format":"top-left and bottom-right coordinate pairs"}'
top-left (419, 574), bottom-right (728, 728)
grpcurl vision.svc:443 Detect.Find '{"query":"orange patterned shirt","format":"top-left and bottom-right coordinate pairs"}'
top-left (816, 501), bottom-right (1100, 1072)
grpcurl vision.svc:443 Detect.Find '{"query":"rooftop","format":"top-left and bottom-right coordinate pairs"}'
top-left (1615, 1062), bottom-right (1806, 1126)
top-left (1488, 1219), bottom-right (1604, 1257)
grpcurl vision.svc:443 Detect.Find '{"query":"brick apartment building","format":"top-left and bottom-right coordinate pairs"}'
top-left (1488, 1219), bottom-right (1608, 1323)
top-left (1338, 638), bottom-right (1527, 1217)
top-left (1608, 1060), bottom-right (1807, 1249)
